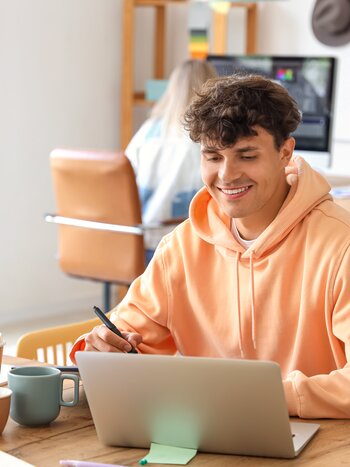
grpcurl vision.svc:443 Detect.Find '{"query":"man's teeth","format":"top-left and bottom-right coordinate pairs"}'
top-left (222, 187), bottom-right (249, 195)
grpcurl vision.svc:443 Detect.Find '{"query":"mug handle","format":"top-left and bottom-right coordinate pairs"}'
top-left (59, 373), bottom-right (80, 407)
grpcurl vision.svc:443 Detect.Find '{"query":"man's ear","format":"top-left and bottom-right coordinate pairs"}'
top-left (280, 137), bottom-right (295, 165)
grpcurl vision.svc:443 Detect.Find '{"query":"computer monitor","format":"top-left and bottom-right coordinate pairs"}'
top-left (206, 55), bottom-right (337, 170)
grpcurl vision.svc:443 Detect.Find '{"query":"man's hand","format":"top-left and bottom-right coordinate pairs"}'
top-left (84, 325), bottom-right (142, 353)
top-left (285, 156), bottom-right (302, 186)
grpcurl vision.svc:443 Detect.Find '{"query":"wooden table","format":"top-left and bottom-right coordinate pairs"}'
top-left (1, 356), bottom-right (350, 467)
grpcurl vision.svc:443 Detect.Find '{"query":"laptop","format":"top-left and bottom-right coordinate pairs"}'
top-left (76, 352), bottom-right (319, 459)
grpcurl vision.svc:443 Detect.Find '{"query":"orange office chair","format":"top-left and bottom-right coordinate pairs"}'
top-left (46, 149), bottom-right (146, 311)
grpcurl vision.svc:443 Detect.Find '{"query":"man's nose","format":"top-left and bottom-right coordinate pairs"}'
top-left (218, 160), bottom-right (242, 182)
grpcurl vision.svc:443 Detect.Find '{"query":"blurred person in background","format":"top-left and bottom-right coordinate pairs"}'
top-left (125, 59), bottom-right (217, 263)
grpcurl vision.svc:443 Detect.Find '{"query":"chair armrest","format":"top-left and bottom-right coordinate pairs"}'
top-left (44, 214), bottom-right (176, 235)
top-left (44, 214), bottom-right (144, 235)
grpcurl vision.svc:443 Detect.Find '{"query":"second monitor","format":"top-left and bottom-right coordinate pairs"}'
top-left (206, 55), bottom-right (337, 170)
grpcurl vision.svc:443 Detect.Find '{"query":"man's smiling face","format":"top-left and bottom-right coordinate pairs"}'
top-left (200, 126), bottom-right (295, 238)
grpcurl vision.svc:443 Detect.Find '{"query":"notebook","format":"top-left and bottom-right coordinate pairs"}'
top-left (76, 352), bottom-right (320, 459)
top-left (0, 363), bottom-right (11, 386)
top-left (0, 452), bottom-right (34, 466)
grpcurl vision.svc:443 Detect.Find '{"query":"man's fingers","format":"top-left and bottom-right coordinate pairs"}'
top-left (85, 325), bottom-right (129, 352)
top-left (84, 325), bottom-right (142, 353)
top-left (122, 331), bottom-right (143, 348)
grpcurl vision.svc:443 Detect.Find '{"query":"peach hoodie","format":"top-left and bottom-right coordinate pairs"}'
top-left (71, 157), bottom-right (350, 419)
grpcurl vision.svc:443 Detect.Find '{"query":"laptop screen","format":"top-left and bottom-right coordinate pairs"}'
top-left (206, 55), bottom-right (337, 169)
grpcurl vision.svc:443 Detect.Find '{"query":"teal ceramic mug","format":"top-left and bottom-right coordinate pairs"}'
top-left (8, 366), bottom-right (79, 426)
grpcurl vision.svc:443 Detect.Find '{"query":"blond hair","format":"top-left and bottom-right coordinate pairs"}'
top-left (150, 59), bottom-right (217, 136)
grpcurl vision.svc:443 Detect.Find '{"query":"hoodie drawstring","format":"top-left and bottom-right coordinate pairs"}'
top-left (235, 250), bottom-right (257, 357)
top-left (235, 251), bottom-right (244, 357)
top-left (249, 252), bottom-right (257, 350)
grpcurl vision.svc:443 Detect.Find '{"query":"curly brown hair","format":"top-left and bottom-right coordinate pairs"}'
top-left (183, 74), bottom-right (302, 149)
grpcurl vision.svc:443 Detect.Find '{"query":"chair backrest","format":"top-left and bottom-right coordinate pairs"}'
top-left (16, 317), bottom-right (101, 365)
top-left (50, 149), bottom-right (145, 285)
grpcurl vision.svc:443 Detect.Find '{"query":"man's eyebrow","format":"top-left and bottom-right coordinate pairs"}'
top-left (236, 145), bottom-right (259, 153)
top-left (201, 147), bottom-right (219, 154)
top-left (201, 145), bottom-right (260, 154)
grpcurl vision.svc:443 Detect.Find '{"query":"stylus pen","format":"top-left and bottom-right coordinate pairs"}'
top-left (60, 461), bottom-right (126, 467)
top-left (93, 305), bottom-right (138, 354)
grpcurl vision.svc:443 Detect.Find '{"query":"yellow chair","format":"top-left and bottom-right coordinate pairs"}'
top-left (15, 317), bottom-right (101, 365)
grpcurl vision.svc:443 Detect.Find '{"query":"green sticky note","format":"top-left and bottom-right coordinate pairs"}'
top-left (140, 442), bottom-right (197, 465)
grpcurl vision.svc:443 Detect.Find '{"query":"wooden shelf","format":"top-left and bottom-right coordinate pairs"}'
top-left (120, 0), bottom-right (257, 149)
top-left (133, 92), bottom-right (154, 106)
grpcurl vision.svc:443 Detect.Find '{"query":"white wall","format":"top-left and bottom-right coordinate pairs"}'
top-left (0, 0), bottom-right (123, 325)
top-left (1, 0), bottom-right (350, 326)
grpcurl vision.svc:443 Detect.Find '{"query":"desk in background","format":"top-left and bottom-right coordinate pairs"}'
top-left (325, 171), bottom-right (350, 211)
top-left (1, 356), bottom-right (350, 466)
top-left (334, 197), bottom-right (350, 211)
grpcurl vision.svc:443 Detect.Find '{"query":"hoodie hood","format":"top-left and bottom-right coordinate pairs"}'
top-left (190, 157), bottom-right (333, 357)
top-left (190, 156), bottom-right (332, 259)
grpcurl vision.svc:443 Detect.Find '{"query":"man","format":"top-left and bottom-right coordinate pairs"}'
top-left (71, 75), bottom-right (350, 419)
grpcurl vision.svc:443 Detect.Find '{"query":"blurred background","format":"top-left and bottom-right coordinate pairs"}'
top-left (1, 0), bottom-right (350, 345)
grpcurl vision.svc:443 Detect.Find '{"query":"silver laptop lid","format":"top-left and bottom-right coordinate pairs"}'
top-left (76, 353), bottom-right (319, 459)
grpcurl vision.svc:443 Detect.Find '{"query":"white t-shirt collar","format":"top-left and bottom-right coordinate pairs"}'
top-left (231, 219), bottom-right (256, 249)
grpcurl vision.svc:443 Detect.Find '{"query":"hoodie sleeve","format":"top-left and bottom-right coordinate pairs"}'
top-left (283, 243), bottom-right (350, 419)
top-left (112, 240), bottom-right (177, 355)
top-left (69, 239), bottom-right (176, 364)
